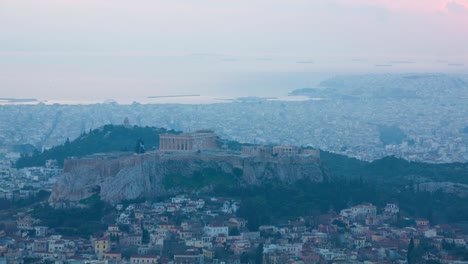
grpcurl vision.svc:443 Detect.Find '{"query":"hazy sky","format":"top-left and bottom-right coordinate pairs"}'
top-left (1, 0), bottom-right (467, 101)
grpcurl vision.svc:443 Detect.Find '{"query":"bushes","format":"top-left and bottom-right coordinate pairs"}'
top-left (233, 179), bottom-right (468, 231)
top-left (162, 168), bottom-right (238, 190)
top-left (31, 195), bottom-right (109, 237)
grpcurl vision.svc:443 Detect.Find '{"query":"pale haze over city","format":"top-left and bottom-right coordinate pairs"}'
top-left (1, 0), bottom-right (468, 101)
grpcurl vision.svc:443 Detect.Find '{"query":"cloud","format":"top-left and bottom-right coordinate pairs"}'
top-left (341, 0), bottom-right (468, 14)
top-left (446, 1), bottom-right (468, 14)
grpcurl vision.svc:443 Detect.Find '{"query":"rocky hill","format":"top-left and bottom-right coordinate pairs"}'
top-left (42, 124), bottom-right (468, 205)
top-left (50, 151), bottom-right (326, 204)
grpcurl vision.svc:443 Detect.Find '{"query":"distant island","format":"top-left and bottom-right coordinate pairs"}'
top-left (147, 94), bottom-right (200, 98)
top-left (0, 98), bottom-right (38, 103)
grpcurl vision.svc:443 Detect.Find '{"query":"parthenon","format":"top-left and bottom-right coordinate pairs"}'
top-left (159, 130), bottom-right (218, 152)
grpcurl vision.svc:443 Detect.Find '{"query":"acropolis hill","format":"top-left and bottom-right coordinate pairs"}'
top-left (50, 131), bottom-right (326, 204)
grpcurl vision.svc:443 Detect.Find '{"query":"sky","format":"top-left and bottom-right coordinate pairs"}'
top-left (0, 0), bottom-right (467, 101)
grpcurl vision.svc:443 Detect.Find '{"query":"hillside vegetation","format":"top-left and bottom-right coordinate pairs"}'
top-left (15, 125), bottom-right (173, 168)
top-left (320, 152), bottom-right (468, 184)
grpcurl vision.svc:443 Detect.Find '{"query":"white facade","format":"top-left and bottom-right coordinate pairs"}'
top-left (384, 203), bottom-right (400, 214)
top-left (204, 225), bottom-right (229, 237)
top-left (340, 203), bottom-right (377, 220)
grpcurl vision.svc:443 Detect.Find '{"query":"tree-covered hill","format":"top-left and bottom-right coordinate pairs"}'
top-left (320, 152), bottom-right (468, 184)
top-left (15, 124), bottom-right (175, 168)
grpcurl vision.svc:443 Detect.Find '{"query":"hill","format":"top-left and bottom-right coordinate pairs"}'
top-left (50, 151), bottom-right (326, 204)
top-left (290, 73), bottom-right (468, 99)
top-left (320, 152), bottom-right (468, 185)
top-left (21, 124), bottom-right (468, 234)
top-left (15, 124), bottom-right (174, 168)
top-left (16, 124), bottom-right (468, 185)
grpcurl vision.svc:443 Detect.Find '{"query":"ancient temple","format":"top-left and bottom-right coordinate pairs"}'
top-left (159, 130), bottom-right (217, 152)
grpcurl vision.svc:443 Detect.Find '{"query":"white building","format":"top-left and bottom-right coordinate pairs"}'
top-left (424, 229), bottom-right (437, 238)
top-left (34, 226), bottom-right (49, 237)
top-left (384, 203), bottom-right (400, 214)
top-left (340, 203), bottom-right (377, 220)
top-left (204, 223), bottom-right (229, 238)
top-left (263, 243), bottom-right (303, 257)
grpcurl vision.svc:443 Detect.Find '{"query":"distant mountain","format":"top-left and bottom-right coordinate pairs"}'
top-left (288, 88), bottom-right (328, 98)
top-left (290, 73), bottom-right (468, 99)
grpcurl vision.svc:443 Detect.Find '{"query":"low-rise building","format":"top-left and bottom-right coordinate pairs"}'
top-left (93, 237), bottom-right (110, 259)
top-left (130, 255), bottom-right (159, 264)
top-left (204, 223), bottom-right (228, 238)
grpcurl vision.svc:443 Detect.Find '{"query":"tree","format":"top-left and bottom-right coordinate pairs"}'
top-left (122, 246), bottom-right (138, 260)
top-left (407, 238), bottom-right (425, 264)
top-left (142, 228), bottom-right (150, 244)
top-left (135, 139), bottom-right (145, 154)
top-left (240, 252), bottom-right (250, 264)
top-left (27, 229), bottom-right (36, 238)
top-left (255, 243), bottom-right (263, 264)
top-left (240, 251), bottom-right (255, 264)
top-left (229, 227), bottom-right (240, 236)
top-left (407, 238), bottom-right (415, 264)
top-left (141, 222), bottom-right (150, 244)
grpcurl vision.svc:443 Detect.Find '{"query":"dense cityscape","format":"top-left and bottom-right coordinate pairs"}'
top-left (2, 0), bottom-right (468, 262)
top-left (1, 74), bottom-right (467, 164)
top-left (2, 193), bottom-right (467, 264)
top-left (0, 113), bottom-right (467, 263)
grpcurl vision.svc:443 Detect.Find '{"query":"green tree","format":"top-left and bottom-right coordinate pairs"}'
top-left (135, 139), bottom-right (145, 154)
top-left (255, 243), bottom-right (263, 264)
top-left (229, 227), bottom-right (240, 236)
top-left (407, 238), bottom-right (415, 264)
top-left (142, 227), bottom-right (150, 244)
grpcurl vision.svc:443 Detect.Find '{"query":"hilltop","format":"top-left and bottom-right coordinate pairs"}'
top-left (15, 124), bottom-right (173, 168)
top-left (17, 124), bottom-right (468, 186)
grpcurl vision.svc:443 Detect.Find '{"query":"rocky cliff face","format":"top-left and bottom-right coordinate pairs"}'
top-left (50, 151), bottom-right (328, 204)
